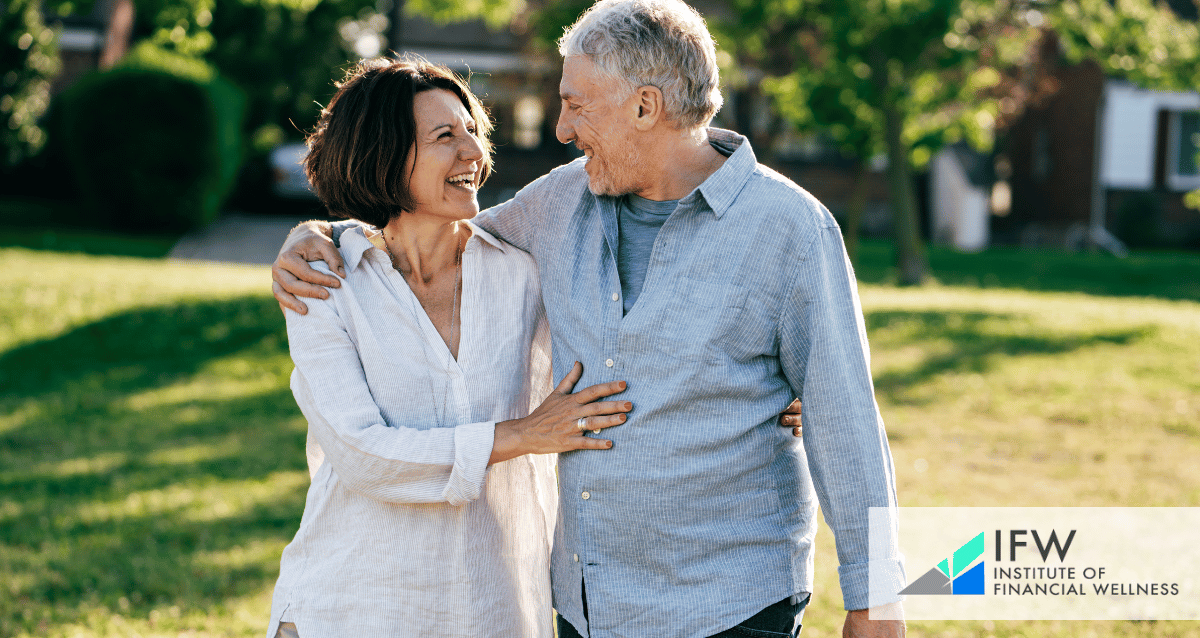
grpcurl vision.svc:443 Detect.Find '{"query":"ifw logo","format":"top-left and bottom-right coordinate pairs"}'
top-left (899, 532), bottom-right (985, 595)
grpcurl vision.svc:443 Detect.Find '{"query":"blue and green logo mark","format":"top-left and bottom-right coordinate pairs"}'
top-left (899, 532), bottom-right (985, 595)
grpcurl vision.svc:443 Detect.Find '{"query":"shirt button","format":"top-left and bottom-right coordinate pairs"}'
top-left (611, 293), bottom-right (619, 301)
top-left (573, 554), bottom-right (580, 562)
top-left (605, 359), bottom-right (614, 368)
top-left (581, 491), bottom-right (591, 500)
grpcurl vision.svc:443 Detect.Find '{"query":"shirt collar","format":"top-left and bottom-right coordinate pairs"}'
top-left (692, 127), bottom-right (757, 219)
top-left (342, 219), bottom-right (505, 272)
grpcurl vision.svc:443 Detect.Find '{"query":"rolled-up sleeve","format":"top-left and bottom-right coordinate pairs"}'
top-left (284, 270), bottom-right (494, 506)
top-left (779, 224), bottom-right (905, 610)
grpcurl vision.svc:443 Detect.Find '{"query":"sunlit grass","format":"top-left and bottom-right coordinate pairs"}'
top-left (2, 245), bottom-right (1199, 637)
top-left (1, 248), bottom-right (303, 638)
top-left (801, 285), bottom-right (1200, 637)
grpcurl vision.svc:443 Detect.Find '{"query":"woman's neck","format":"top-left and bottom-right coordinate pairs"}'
top-left (381, 213), bottom-right (466, 285)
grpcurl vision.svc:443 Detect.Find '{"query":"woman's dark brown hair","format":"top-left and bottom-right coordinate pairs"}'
top-left (303, 57), bottom-right (494, 227)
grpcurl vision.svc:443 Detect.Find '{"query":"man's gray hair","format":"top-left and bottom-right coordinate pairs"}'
top-left (558, 0), bottom-right (722, 129)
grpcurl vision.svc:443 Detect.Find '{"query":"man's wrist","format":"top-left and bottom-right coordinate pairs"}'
top-left (849, 602), bottom-right (904, 621)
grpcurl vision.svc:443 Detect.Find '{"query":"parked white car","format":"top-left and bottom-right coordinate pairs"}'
top-left (270, 143), bottom-right (316, 199)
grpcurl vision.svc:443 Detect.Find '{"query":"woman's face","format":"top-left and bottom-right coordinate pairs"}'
top-left (405, 88), bottom-right (486, 221)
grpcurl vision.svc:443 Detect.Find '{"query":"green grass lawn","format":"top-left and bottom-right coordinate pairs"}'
top-left (2, 244), bottom-right (1199, 637)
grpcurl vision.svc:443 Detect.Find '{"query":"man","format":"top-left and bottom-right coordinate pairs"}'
top-left (272, 1), bottom-right (904, 636)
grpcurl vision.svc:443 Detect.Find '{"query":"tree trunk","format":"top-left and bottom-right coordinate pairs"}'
top-left (844, 158), bottom-right (868, 266)
top-left (881, 101), bottom-right (928, 285)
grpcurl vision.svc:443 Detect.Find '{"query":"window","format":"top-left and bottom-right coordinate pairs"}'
top-left (1167, 110), bottom-right (1200, 191)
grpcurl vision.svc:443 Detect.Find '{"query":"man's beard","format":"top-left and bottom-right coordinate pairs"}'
top-left (586, 142), bottom-right (647, 197)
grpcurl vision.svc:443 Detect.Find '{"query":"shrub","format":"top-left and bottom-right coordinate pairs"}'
top-left (57, 44), bottom-right (245, 232)
top-left (1113, 191), bottom-right (1164, 250)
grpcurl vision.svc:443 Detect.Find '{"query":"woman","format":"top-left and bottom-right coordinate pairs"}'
top-left (267, 58), bottom-right (632, 638)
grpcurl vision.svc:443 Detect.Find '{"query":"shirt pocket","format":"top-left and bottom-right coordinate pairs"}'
top-left (661, 276), bottom-right (751, 363)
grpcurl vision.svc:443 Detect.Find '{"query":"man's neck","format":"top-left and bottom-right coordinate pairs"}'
top-left (632, 127), bottom-right (728, 202)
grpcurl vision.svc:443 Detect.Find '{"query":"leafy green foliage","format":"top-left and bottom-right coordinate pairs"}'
top-left (407, 0), bottom-right (529, 27)
top-left (57, 45), bottom-right (245, 232)
top-left (203, 0), bottom-right (379, 147)
top-left (523, 0), bottom-right (592, 50)
top-left (125, 0), bottom-right (381, 209)
top-left (723, 0), bottom-right (1025, 169)
top-left (0, 0), bottom-right (60, 167)
top-left (1053, 0), bottom-right (1200, 92)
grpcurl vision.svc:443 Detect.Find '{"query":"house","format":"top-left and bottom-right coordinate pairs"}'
top-left (999, 30), bottom-right (1200, 251)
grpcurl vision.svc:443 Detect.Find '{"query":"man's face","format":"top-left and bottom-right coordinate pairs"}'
top-left (556, 55), bottom-right (645, 196)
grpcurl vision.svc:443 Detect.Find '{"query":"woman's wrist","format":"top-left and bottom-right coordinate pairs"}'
top-left (489, 419), bottom-right (524, 465)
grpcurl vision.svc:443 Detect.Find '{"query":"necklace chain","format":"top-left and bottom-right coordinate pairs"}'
top-left (382, 232), bottom-right (462, 427)
top-left (382, 234), bottom-right (462, 355)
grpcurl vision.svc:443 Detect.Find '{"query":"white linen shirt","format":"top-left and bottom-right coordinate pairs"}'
top-left (267, 222), bottom-right (556, 638)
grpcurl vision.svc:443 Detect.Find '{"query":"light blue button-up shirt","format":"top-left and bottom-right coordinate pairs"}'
top-left (473, 129), bottom-right (904, 638)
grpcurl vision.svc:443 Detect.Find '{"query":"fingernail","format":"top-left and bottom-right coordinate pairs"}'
top-left (619, 413), bottom-right (626, 421)
top-left (607, 440), bottom-right (613, 448)
top-left (624, 402), bottom-right (632, 410)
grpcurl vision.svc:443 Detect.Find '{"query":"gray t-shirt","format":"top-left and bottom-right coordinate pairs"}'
top-left (616, 194), bottom-right (679, 314)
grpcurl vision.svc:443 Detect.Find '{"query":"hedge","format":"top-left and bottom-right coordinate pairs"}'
top-left (57, 44), bottom-right (245, 233)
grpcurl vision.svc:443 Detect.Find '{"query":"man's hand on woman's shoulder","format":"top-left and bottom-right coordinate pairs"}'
top-left (272, 220), bottom-right (343, 314)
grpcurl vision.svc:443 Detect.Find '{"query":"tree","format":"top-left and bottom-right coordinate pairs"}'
top-left (717, 0), bottom-right (1041, 283)
top-left (0, 0), bottom-right (60, 167)
top-left (1052, 0), bottom-right (1198, 92)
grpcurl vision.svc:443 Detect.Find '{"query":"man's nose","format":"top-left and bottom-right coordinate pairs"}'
top-left (555, 109), bottom-right (573, 144)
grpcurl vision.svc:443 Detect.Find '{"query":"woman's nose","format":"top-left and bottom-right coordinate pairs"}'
top-left (460, 131), bottom-right (484, 160)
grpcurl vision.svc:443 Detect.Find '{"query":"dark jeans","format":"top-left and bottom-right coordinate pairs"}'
top-left (556, 593), bottom-right (809, 638)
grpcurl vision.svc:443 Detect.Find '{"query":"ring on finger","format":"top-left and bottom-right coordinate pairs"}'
top-left (577, 417), bottom-right (588, 433)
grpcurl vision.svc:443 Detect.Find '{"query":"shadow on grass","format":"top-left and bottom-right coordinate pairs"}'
top-left (0, 296), bottom-right (306, 632)
top-left (865, 310), bottom-right (1156, 405)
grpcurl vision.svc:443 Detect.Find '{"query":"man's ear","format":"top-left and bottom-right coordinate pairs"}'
top-left (631, 85), bottom-right (664, 131)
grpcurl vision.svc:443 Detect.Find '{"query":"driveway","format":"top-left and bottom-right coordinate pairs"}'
top-left (168, 213), bottom-right (310, 265)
